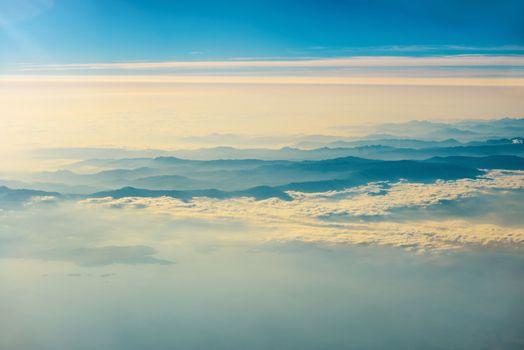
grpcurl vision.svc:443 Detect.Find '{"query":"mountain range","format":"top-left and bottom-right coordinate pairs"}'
top-left (2, 155), bottom-right (523, 207)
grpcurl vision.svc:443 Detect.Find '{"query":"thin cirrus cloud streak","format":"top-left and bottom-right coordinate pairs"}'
top-left (14, 55), bottom-right (524, 86)
top-left (339, 44), bottom-right (524, 53)
top-left (21, 55), bottom-right (524, 71)
top-left (3, 75), bottom-right (524, 87)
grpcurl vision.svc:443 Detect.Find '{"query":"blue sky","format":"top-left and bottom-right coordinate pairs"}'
top-left (1, 0), bottom-right (524, 157)
top-left (1, 0), bottom-right (524, 64)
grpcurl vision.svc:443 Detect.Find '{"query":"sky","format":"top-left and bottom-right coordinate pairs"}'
top-left (1, 4), bottom-right (524, 346)
top-left (0, 0), bottom-right (523, 157)
top-left (1, 0), bottom-right (524, 63)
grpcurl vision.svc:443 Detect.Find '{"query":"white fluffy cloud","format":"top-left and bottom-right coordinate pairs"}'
top-left (80, 170), bottom-right (524, 252)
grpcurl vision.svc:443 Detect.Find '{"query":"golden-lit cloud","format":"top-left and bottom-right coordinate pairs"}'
top-left (79, 170), bottom-right (524, 252)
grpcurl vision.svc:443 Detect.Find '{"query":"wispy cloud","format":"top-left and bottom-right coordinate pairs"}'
top-left (3, 74), bottom-right (524, 87)
top-left (341, 45), bottom-right (524, 53)
top-left (21, 55), bottom-right (524, 72)
top-left (12, 55), bottom-right (524, 85)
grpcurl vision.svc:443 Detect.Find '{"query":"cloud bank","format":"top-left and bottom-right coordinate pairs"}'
top-left (78, 170), bottom-right (524, 253)
top-left (2, 170), bottom-right (523, 266)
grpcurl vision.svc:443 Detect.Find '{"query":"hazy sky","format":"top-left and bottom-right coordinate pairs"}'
top-left (1, 0), bottom-right (523, 154)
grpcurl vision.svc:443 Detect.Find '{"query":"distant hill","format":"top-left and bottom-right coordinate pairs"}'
top-left (426, 155), bottom-right (524, 170)
top-left (5, 155), bottom-right (523, 204)
top-left (131, 174), bottom-right (204, 190)
top-left (90, 185), bottom-right (293, 201)
top-left (62, 139), bottom-right (524, 170)
top-left (88, 156), bottom-right (491, 199)
top-left (0, 186), bottom-right (62, 208)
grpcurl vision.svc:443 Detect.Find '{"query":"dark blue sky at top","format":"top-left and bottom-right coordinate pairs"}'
top-left (0, 0), bottom-right (523, 63)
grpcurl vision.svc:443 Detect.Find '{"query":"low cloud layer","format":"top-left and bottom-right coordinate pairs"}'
top-left (1, 170), bottom-right (523, 265)
top-left (80, 170), bottom-right (524, 253)
top-left (34, 246), bottom-right (174, 266)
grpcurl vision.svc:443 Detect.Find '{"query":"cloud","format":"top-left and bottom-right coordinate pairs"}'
top-left (23, 195), bottom-right (58, 206)
top-left (0, 202), bottom-right (179, 266)
top-left (22, 55), bottom-right (524, 71)
top-left (4, 74), bottom-right (524, 87)
top-left (0, 197), bottom-right (247, 265)
top-left (1, 170), bottom-right (523, 264)
top-left (36, 245), bottom-right (174, 266)
top-left (11, 55), bottom-right (524, 86)
top-left (341, 45), bottom-right (524, 54)
top-left (79, 170), bottom-right (524, 252)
